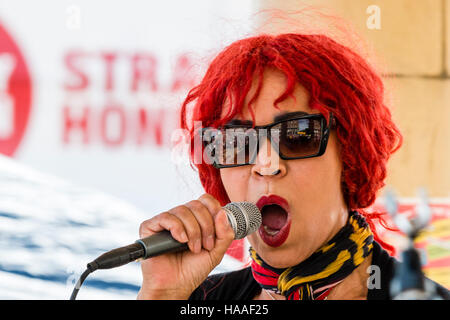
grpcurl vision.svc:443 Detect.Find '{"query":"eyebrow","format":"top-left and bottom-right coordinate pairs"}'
top-left (225, 111), bottom-right (310, 126)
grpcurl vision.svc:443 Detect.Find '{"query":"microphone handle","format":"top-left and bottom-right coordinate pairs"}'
top-left (136, 230), bottom-right (189, 259)
top-left (88, 231), bottom-right (188, 271)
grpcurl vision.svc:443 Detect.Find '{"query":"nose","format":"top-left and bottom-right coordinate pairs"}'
top-left (251, 137), bottom-right (287, 178)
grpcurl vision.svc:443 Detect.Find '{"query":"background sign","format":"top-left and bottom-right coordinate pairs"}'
top-left (0, 0), bottom-right (256, 210)
top-left (0, 24), bottom-right (31, 157)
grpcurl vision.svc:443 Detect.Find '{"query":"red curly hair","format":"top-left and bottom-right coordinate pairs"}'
top-left (180, 33), bottom-right (402, 255)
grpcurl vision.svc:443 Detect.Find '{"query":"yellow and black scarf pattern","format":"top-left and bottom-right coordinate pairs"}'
top-left (250, 211), bottom-right (373, 300)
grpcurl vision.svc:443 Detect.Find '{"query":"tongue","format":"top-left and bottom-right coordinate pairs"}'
top-left (262, 205), bottom-right (288, 230)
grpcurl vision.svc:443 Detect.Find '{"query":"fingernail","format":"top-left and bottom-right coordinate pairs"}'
top-left (222, 210), bottom-right (230, 227)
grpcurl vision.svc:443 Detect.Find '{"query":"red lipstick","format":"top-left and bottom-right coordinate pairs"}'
top-left (256, 195), bottom-right (291, 247)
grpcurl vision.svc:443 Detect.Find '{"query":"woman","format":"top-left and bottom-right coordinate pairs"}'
top-left (137, 33), bottom-right (449, 300)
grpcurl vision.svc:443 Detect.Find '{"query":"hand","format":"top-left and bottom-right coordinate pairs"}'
top-left (137, 193), bottom-right (235, 300)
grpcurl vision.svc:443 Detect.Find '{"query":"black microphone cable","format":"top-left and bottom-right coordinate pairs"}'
top-left (70, 242), bottom-right (146, 300)
top-left (70, 267), bottom-right (93, 300)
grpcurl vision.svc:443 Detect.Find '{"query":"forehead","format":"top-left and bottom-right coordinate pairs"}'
top-left (222, 68), bottom-right (314, 126)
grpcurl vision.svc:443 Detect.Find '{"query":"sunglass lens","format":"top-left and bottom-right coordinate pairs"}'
top-left (219, 128), bottom-right (258, 166)
top-left (203, 128), bottom-right (258, 167)
top-left (276, 118), bottom-right (323, 158)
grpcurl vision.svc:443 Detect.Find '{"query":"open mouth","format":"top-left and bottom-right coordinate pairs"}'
top-left (261, 204), bottom-right (288, 235)
top-left (256, 195), bottom-right (291, 247)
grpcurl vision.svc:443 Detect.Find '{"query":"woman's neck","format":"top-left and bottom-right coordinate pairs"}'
top-left (326, 252), bottom-right (373, 300)
top-left (252, 252), bottom-right (373, 300)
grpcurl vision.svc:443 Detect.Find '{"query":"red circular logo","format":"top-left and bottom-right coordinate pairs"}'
top-left (0, 23), bottom-right (32, 157)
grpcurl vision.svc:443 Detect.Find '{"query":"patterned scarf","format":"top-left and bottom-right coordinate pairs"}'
top-left (250, 211), bottom-right (373, 300)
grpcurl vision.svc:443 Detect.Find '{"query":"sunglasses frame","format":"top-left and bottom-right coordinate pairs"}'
top-left (201, 112), bottom-right (335, 169)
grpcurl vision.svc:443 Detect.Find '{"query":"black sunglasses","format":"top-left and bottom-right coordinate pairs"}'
top-left (201, 112), bottom-right (335, 169)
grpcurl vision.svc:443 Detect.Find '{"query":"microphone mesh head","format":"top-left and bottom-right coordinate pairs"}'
top-left (223, 202), bottom-right (262, 239)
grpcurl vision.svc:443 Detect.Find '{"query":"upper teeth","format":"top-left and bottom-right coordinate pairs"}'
top-left (263, 225), bottom-right (279, 236)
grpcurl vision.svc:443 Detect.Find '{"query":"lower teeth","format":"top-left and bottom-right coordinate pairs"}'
top-left (263, 225), bottom-right (280, 236)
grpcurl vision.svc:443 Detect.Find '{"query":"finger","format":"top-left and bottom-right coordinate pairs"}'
top-left (169, 205), bottom-right (202, 254)
top-left (197, 193), bottom-right (223, 219)
top-left (185, 200), bottom-right (215, 251)
top-left (209, 209), bottom-right (235, 262)
top-left (139, 212), bottom-right (188, 244)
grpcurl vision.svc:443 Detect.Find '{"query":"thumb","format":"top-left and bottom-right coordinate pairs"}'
top-left (210, 209), bottom-right (235, 261)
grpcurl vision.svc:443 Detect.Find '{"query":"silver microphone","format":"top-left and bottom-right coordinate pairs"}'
top-left (88, 202), bottom-right (262, 270)
top-left (223, 202), bottom-right (262, 239)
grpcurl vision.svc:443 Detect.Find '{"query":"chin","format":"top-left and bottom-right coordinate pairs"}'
top-left (259, 249), bottom-right (300, 269)
top-left (249, 236), bottom-right (303, 268)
